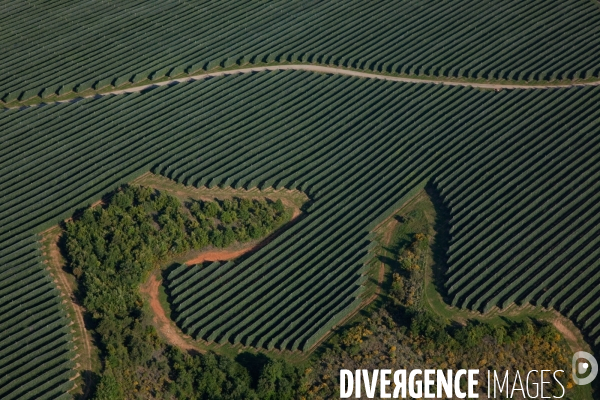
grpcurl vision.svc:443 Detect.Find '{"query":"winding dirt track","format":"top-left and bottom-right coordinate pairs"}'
top-left (142, 202), bottom-right (302, 352)
top-left (22, 64), bottom-right (600, 110)
top-left (141, 243), bottom-right (282, 354)
top-left (124, 65), bottom-right (600, 91)
top-left (140, 275), bottom-right (200, 353)
top-left (43, 229), bottom-right (93, 399)
top-left (100, 65), bottom-right (600, 95)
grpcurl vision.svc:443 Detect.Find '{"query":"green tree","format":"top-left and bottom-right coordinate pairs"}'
top-left (93, 368), bottom-right (123, 400)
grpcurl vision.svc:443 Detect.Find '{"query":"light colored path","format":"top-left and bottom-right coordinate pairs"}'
top-left (185, 243), bottom-right (261, 265)
top-left (42, 228), bottom-right (93, 399)
top-left (105, 65), bottom-right (600, 94)
top-left (21, 64), bottom-right (600, 109)
top-left (141, 202), bottom-right (302, 352)
top-left (140, 274), bottom-right (201, 353)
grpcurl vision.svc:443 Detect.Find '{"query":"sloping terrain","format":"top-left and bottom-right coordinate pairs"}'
top-left (0, 247), bottom-right (75, 399)
top-left (2, 0), bottom-right (600, 102)
top-left (2, 70), bottom-right (600, 384)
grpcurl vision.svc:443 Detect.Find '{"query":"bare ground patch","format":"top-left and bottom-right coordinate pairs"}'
top-left (185, 242), bottom-right (263, 265)
top-left (140, 273), bottom-right (201, 353)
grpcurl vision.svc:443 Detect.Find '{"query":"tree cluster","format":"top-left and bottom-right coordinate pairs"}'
top-left (308, 224), bottom-right (574, 399)
top-left (312, 308), bottom-right (571, 399)
top-left (63, 185), bottom-right (297, 399)
top-left (187, 196), bottom-right (288, 249)
top-left (65, 186), bottom-right (289, 319)
top-left (62, 188), bottom-right (576, 399)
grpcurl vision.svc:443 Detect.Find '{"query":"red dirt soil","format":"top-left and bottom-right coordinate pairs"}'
top-left (185, 243), bottom-right (262, 265)
top-left (140, 274), bottom-right (200, 353)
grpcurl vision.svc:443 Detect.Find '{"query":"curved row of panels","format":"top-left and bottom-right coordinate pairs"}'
top-left (2, 71), bottom-right (600, 396)
top-left (2, 0), bottom-right (600, 102)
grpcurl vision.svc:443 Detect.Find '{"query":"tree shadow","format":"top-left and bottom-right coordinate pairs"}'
top-left (73, 370), bottom-right (100, 400)
top-left (425, 181), bottom-right (453, 305)
top-left (235, 351), bottom-right (271, 387)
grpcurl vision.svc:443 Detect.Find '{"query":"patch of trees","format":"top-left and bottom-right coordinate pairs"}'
top-left (389, 232), bottom-right (428, 308)
top-left (63, 188), bottom-right (573, 399)
top-left (62, 185), bottom-right (298, 399)
top-left (187, 195), bottom-right (288, 249)
top-left (65, 186), bottom-right (289, 319)
top-left (167, 350), bottom-right (307, 400)
top-left (312, 307), bottom-right (571, 399)
top-left (306, 228), bottom-right (573, 399)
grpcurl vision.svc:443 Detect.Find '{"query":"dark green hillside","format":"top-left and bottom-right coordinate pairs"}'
top-left (2, 70), bottom-right (600, 397)
top-left (2, 0), bottom-right (600, 102)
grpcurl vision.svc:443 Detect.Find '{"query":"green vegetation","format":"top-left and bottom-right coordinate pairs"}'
top-left (62, 185), bottom-right (295, 398)
top-left (311, 308), bottom-right (574, 398)
top-left (3, 0), bottom-right (600, 104)
top-left (3, 69), bottom-right (600, 399)
top-left (91, 341), bottom-right (309, 399)
top-left (64, 185), bottom-right (289, 318)
top-left (306, 193), bottom-right (579, 399)
top-left (58, 185), bottom-right (586, 399)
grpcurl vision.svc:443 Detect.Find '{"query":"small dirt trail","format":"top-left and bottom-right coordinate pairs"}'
top-left (141, 241), bottom-right (263, 353)
top-left (144, 205), bottom-right (302, 352)
top-left (551, 314), bottom-right (585, 354)
top-left (140, 274), bottom-right (201, 353)
top-left (304, 212), bottom-right (393, 354)
top-left (279, 198), bottom-right (301, 219)
top-left (553, 319), bottom-right (578, 348)
top-left (305, 260), bottom-right (385, 355)
top-left (185, 243), bottom-right (260, 265)
top-left (14, 64), bottom-right (600, 110)
top-left (43, 229), bottom-right (93, 399)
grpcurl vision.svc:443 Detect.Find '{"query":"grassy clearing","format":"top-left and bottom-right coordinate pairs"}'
top-left (132, 172), bottom-right (309, 209)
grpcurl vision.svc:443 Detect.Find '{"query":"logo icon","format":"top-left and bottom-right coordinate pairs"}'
top-left (572, 351), bottom-right (598, 385)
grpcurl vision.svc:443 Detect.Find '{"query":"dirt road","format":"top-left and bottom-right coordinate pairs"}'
top-left (94, 66), bottom-right (600, 96)
top-left (43, 229), bottom-right (94, 399)
top-left (185, 244), bottom-right (259, 265)
top-left (17, 64), bottom-right (600, 110)
top-left (140, 274), bottom-right (201, 353)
